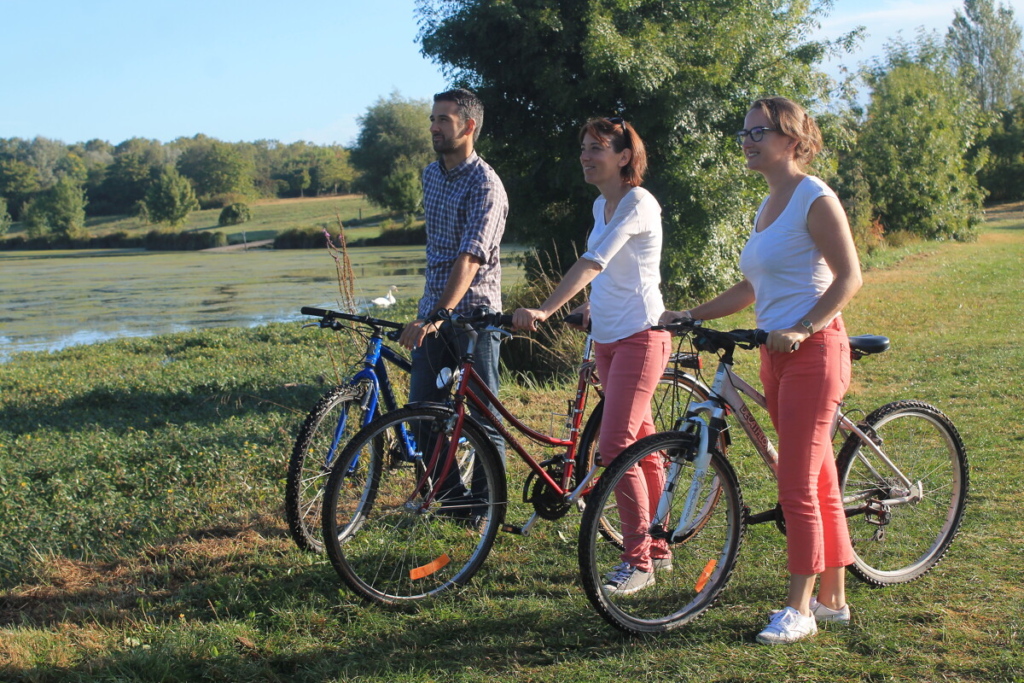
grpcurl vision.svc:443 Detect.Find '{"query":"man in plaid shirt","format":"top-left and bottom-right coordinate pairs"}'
top-left (399, 88), bottom-right (509, 478)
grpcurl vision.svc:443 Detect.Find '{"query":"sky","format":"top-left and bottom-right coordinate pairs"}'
top-left (2, 0), bottom-right (1023, 148)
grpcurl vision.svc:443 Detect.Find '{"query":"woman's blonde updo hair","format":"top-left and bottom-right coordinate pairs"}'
top-left (750, 97), bottom-right (823, 166)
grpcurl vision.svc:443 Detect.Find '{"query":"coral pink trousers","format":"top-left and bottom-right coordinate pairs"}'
top-left (594, 328), bottom-right (673, 572)
top-left (759, 316), bottom-right (856, 575)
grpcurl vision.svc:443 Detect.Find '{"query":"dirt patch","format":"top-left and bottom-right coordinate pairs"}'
top-left (0, 523), bottom-right (287, 627)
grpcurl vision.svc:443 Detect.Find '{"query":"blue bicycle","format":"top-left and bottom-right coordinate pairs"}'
top-left (285, 306), bottom-right (411, 553)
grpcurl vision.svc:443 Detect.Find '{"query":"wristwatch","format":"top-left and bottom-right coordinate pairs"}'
top-left (800, 319), bottom-right (814, 335)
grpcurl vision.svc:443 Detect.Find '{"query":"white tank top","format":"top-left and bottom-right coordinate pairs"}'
top-left (739, 176), bottom-right (838, 332)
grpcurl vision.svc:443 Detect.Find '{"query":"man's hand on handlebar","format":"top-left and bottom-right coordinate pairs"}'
top-left (398, 315), bottom-right (442, 350)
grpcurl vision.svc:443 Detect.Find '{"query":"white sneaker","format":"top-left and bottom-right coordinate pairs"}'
top-left (756, 606), bottom-right (818, 645)
top-left (604, 558), bottom-right (672, 581)
top-left (810, 597), bottom-right (851, 624)
top-left (603, 564), bottom-right (655, 595)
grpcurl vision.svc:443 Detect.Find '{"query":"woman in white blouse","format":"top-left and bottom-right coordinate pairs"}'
top-left (513, 117), bottom-right (671, 596)
top-left (662, 97), bottom-right (862, 645)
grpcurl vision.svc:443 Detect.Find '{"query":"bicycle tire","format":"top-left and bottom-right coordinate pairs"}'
top-left (286, 383), bottom-right (375, 553)
top-left (576, 370), bottom-right (710, 546)
top-left (322, 406), bottom-right (507, 603)
top-left (578, 431), bottom-right (744, 634)
top-left (837, 400), bottom-right (968, 586)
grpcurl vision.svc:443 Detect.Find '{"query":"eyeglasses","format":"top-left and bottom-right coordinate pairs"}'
top-left (736, 126), bottom-right (776, 144)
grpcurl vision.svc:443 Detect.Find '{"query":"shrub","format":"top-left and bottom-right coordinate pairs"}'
top-left (219, 202), bottom-right (252, 226)
top-left (0, 198), bottom-right (10, 237)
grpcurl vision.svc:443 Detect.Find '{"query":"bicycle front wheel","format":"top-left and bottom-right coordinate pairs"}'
top-left (579, 432), bottom-right (744, 635)
top-left (576, 370), bottom-right (710, 546)
top-left (837, 400), bottom-right (968, 585)
top-left (286, 383), bottom-right (374, 553)
top-left (322, 406), bottom-right (507, 604)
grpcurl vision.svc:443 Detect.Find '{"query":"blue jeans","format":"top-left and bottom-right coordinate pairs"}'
top-left (407, 315), bottom-right (505, 511)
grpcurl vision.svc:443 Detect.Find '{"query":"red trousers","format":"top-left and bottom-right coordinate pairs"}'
top-left (760, 317), bottom-right (855, 575)
top-left (595, 328), bottom-right (673, 572)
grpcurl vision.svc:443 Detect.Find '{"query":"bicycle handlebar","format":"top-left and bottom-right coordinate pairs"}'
top-left (300, 306), bottom-right (405, 340)
top-left (436, 309), bottom-right (514, 329)
top-left (655, 319), bottom-right (770, 351)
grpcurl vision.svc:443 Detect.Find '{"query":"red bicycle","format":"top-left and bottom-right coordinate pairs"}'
top-left (320, 310), bottom-right (709, 603)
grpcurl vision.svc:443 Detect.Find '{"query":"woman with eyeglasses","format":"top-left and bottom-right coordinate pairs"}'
top-left (513, 117), bottom-right (672, 596)
top-left (662, 96), bottom-right (862, 644)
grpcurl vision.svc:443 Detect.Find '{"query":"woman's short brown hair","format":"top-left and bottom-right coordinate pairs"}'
top-left (579, 117), bottom-right (648, 186)
top-left (749, 97), bottom-right (823, 166)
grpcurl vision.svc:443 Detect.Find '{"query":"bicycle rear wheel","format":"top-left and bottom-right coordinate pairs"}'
top-left (286, 383), bottom-right (374, 553)
top-left (579, 432), bottom-right (744, 634)
top-left (322, 406), bottom-right (507, 604)
top-left (576, 370), bottom-right (709, 546)
top-left (837, 400), bottom-right (968, 585)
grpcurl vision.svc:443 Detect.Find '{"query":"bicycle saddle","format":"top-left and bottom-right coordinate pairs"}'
top-left (848, 335), bottom-right (890, 355)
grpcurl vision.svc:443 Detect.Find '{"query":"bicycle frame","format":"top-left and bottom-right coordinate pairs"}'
top-left (327, 331), bottom-right (412, 474)
top-left (417, 324), bottom-right (603, 535)
top-left (661, 337), bottom-right (920, 542)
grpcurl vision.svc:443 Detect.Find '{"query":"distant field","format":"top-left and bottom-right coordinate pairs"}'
top-left (8, 194), bottom-right (393, 244)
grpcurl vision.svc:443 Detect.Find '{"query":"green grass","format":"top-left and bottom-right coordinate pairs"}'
top-left (1, 216), bottom-right (1022, 681)
top-left (7, 194), bottom-right (390, 243)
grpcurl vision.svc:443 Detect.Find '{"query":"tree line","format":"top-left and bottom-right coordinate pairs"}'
top-left (0, 135), bottom-right (357, 240)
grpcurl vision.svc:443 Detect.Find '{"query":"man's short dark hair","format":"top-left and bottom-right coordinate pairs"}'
top-left (434, 88), bottom-right (484, 141)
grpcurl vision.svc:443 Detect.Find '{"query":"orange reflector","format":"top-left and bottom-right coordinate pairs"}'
top-left (409, 554), bottom-right (451, 580)
top-left (694, 559), bottom-right (717, 592)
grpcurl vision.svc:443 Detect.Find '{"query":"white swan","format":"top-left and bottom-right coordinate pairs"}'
top-left (371, 285), bottom-right (398, 307)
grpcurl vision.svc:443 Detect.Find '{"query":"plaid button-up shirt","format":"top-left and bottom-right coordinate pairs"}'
top-left (418, 152), bottom-right (508, 318)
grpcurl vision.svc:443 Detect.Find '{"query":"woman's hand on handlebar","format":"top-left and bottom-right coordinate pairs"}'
top-left (564, 302), bottom-right (590, 332)
top-left (512, 307), bottom-right (549, 332)
top-left (659, 309), bottom-right (692, 327)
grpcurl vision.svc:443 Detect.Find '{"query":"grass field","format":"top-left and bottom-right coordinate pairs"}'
top-left (0, 209), bottom-right (1022, 681)
top-left (6, 194), bottom-right (389, 244)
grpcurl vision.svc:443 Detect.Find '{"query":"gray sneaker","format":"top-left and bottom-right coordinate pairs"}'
top-left (603, 564), bottom-right (655, 595)
top-left (652, 557), bottom-right (673, 572)
top-left (604, 558), bottom-right (672, 581)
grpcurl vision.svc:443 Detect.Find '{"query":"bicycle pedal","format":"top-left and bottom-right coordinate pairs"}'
top-left (864, 499), bottom-right (892, 526)
top-left (501, 524), bottom-right (525, 535)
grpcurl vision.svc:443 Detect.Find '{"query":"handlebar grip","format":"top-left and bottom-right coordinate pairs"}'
top-left (563, 313), bottom-right (584, 326)
top-left (301, 306), bottom-right (332, 317)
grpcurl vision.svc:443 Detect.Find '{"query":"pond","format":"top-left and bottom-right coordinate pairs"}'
top-left (0, 245), bottom-right (528, 362)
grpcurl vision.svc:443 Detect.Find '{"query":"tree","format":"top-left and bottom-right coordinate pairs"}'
top-left (978, 94), bottom-right (1024, 199)
top-left (46, 177), bottom-right (89, 239)
top-left (0, 197), bottom-right (10, 237)
top-left (17, 177), bottom-right (89, 240)
top-left (175, 137), bottom-right (254, 201)
top-left (0, 159), bottom-right (41, 220)
top-left (308, 145), bottom-right (355, 196)
top-left (349, 92), bottom-right (434, 214)
top-left (95, 138), bottom-right (168, 215)
top-left (859, 37), bottom-right (985, 241)
top-left (416, 0), bottom-right (860, 301)
top-left (948, 0), bottom-right (1024, 112)
top-left (145, 167), bottom-right (199, 228)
